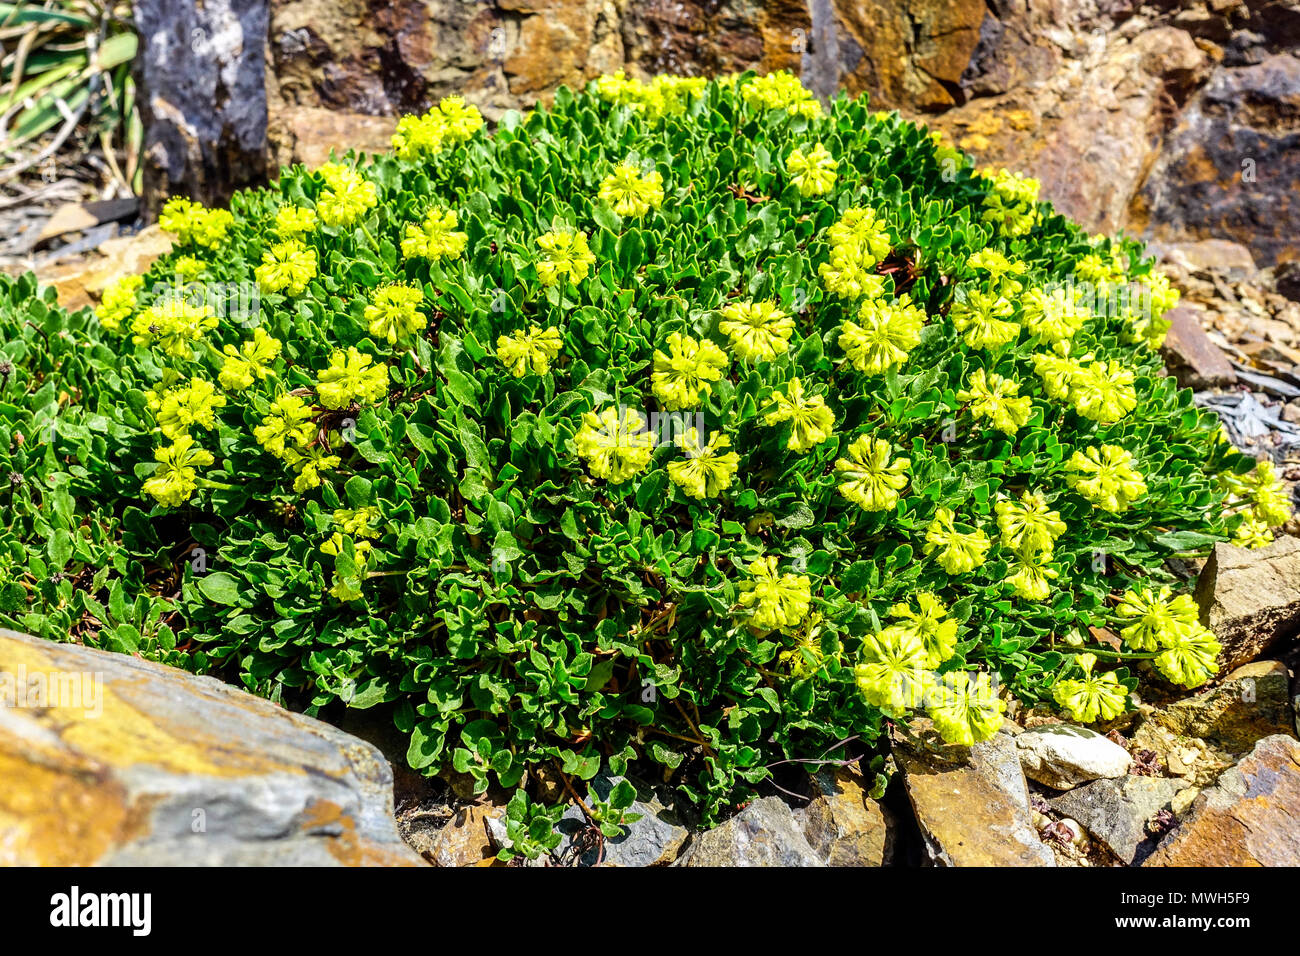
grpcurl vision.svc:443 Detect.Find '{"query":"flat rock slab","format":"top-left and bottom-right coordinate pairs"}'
top-left (1015, 725), bottom-right (1132, 789)
top-left (1144, 735), bottom-right (1300, 866)
top-left (676, 796), bottom-right (824, 867)
top-left (898, 728), bottom-right (1055, 867)
top-left (795, 766), bottom-right (896, 867)
top-left (1194, 537), bottom-right (1300, 672)
top-left (1049, 775), bottom-right (1187, 864)
top-left (0, 629), bottom-right (422, 866)
top-left (555, 774), bottom-right (688, 867)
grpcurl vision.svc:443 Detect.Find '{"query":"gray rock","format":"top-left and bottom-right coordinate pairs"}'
top-left (0, 628), bottom-right (422, 866)
top-left (1194, 537), bottom-right (1300, 672)
top-left (1016, 725), bottom-right (1132, 789)
top-left (676, 797), bottom-right (825, 867)
top-left (897, 727), bottom-right (1055, 867)
top-left (795, 765), bottom-right (896, 866)
top-left (1048, 775), bottom-right (1187, 864)
top-left (555, 774), bottom-right (688, 867)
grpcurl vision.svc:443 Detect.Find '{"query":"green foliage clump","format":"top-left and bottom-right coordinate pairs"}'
top-left (0, 73), bottom-right (1287, 845)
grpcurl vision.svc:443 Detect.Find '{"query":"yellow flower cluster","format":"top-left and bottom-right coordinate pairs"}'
top-left (764, 378), bottom-right (835, 453)
top-left (275, 205), bottom-right (318, 239)
top-left (158, 198), bottom-right (234, 249)
top-left (1053, 652), bottom-right (1128, 723)
top-left (402, 207), bottom-right (468, 261)
top-left (497, 325), bottom-right (564, 377)
top-left (834, 436), bottom-right (909, 512)
top-left (951, 289), bottom-right (1018, 350)
top-left (979, 168), bottom-right (1039, 237)
top-left (315, 163), bottom-right (378, 228)
top-left (995, 490), bottom-right (1066, 600)
top-left (956, 368), bottom-right (1033, 435)
top-left (364, 284), bottom-right (426, 345)
top-left (1021, 286), bottom-right (1085, 343)
top-left (256, 239), bottom-right (318, 297)
top-left (1064, 444), bottom-right (1147, 512)
top-left (131, 298), bottom-right (218, 359)
top-left (1115, 586), bottom-right (1221, 688)
top-left (535, 229), bottom-right (596, 287)
top-left (592, 72), bottom-right (706, 120)
top-left (667, 428), bottom-right (740, 499)
top-left (574, 406), bottom-right (656, 483)
top-left (315, 347), bottom-right (390, 410)
top-left (1031, 348), bottom-right (1137, 424)
top-left (392, 96), bottom-right (485, 160)
top-left (142, 435), bottom-right (215, 508)
top-left (923, 507), bottom-right (990, 575)
top-left (719, 299), bottom-right (793, 363)
top-left (94, 275), bottom-right (144, 331)
top-left (1221, 459), bottom-right (1293, 548)
top-left (838, 293), bottom-right (926, 376)
top-left (598, 162), bottom-right (665, 218)
top-left (173, 256), bottom-right (207, 281)
top-left (219, 328), bottom-right (282, 391)
top-left (819, 207), bottom-right (891, 300)
top-left (738, 71), bottom-right (822, 119)
top-left (881, 592), bottom-right (959, 668)
top-left (737, 555), bottom-right (812, 631)
top-left (785, 143), bottom-right (837, 197)
top-left (651, 332), bottom-right (728, 410)
top-left (254, 394), bottom-right (317, 458)
top-left (146, 377), bottom-right (227, 441)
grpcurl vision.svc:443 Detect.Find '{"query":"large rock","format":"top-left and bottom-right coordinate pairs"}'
top-left (0, 629), bottom-right (422, 866)
top-left (1194, 537), bottom-right (1300, 672)
top-left (1160, 305), bottom-right (1237, 389)
top-left (134, 0), bottom-right (271, 215)
top-left (1015, 725), bottom-right (1132, 789)
top-left (1048, 775), bottom-right (1187, 864)
top-left (269, 106), bottom-right (398, 168)
top-left (1139, 661), bottom-right (1297, 756)
top-left (35, 226), bottom-right (174, 312)
top-left (555, 774), bottom-right (688, 867)
top-left (1144, 734), bottom-right (1300, 866)
top-left (1132, 53), bottom-right (1300, 268)
top-left (676, 797), bottom-right (824, 867)
top-left (897, 727), bottom-right (1055, 866)
top-left (794, 765), bottom-right (896, 866)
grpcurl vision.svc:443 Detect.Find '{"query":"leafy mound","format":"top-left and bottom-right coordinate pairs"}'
top-left (0, 73), bottom-right (1288, 854)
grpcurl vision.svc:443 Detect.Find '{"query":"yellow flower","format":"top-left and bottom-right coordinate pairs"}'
top-left (667, 429), bottom-right (740, 499)
top-left (927, 671), bottom-right (1005, 745)
top-left (574, 406), bottom-right (656, 483)
top-left (142, 435), bottom-right (214, 508)
top-left (94, 274), bottom-right (144, 331)
top-left (1006, 547), bottom-right (1058, 600)
top-left (651, 332), bottom-right (728, 410)
top-left (393, 112), bottom-right (446, 160)
top-left (719, 299), bottom-right (793, 363)
top-left (365, 284), bottom-right (426, 345)
top-left (951, 289), bottom-right (1019, 350)
top-left (535, 229), bottom-right (596, 287)
top-left (316, 170), bottom-right (378, 228)
top-left (275, 205), bottom-right (318, 238)
top-left (437, 95), bottom-right (485, 142)
top-left (885, 592), bottom-right (959, 668)
top-left (173, 256), bottom-right (207, 282)
top-left (1065, 445), bottom-right (1147, 512)
top-left (739, 71), bottom-right (822, 118)
top-left (979, 168), bottom-right (1039, 237)
top-left (496, 325), bottom-right (564, 377)
top-left (1240, 459), bottom-right (1292, 528)
top-left (764, 377), bottom-right (835, 453)
top-left (854, 629), bottom-right (929, 712)
top-left (1053, 653), bottom-right (1127, 724)
top-left (785, 143), bottom-right (837, 197)
top-left (255, 240), bottom-right (318, 296)
top-left (402, 207), bottom-right (468, 260)
top-left (283, 444), bottom-right (341, 493)
top-left (838, 294), bottom-right (926, 375)
top-left (1070, 360), bottom-right (1137, 424)
top-left (146, 378), bottom-right (227, 441)
top-left (254, 394), bottom-right (317, 458)
top-left (818, 207), bottom-right (892, 300)
top-left (1233, 512), bottom-right (1274, 549)
top-left (957, 368), bottom-right (1033, 435)
top-left (131, 297), bottom-right (218, 359)
top-left (219, 328), bottom-right (282, 392)
top-left (1114, 586), bottom-right (1199, 652)
top-left (1154, 623), bottom-right (1220, 689)
top-left (924, 507), bottom-right (990, 575)
top-left (834, 436), bottom-right (910, 512)
top-left (331, 506), bottom-right (382, 540)
top-left (737, 555), bottom-right (813, 631)
top-left (995, 490), bottom-right (1066, 553)
top-left (598, 162), bottom-right (665, 218)
top-left (158, 198), bottom-right (233, 248)
top-left (1021, 287), bottom-right (1084, 343)
top-left (315, 347), bottom-right (390, 410)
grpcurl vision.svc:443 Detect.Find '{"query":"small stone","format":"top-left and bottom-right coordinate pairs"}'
top-left (1160, 305), bottom-right (1238, 388)
top-left (1144, 735), bottom-right (1300, 866)
top-left (1194, 537), bottom-right (1300, 672)
top-left (1137, 660), bottom-right (1296, 756)
top-left (428, 805), bottom-right (500, 867)
top-left (554, 775), bottom-right (688, 867)
top-left (794, 766), bottom-right (896, 867)
top-left (1015, 725), bottom-right (1132, 789)
top-left (1048, 775), bottom-right (1188, 864)
top-left (677, 797), bottom-right (824, 867)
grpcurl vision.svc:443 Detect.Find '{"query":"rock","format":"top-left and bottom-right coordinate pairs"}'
top-left (1048, 775), bottom-right (1188, 864)
top-left (794, 765), bottom-right (896, 866)
top-left (676, 797), bottom-right (824, 867)
top-left (1142, 661), bottom-right (1296, 754)
top-left (1161, 305), bottom-right (1238, 388)
top-left (555, 774), bottom-right (688, 867)
top-left (1132, 53), bottom-right (1300, 267)
top-left (427, 804), bottom-right (500, 867)
top-left (1276, 260), bottom-right (1300, 303)
top-left (35, 226), bottom-right (174, 312)
top-left (269, 106), bottom-right (398, 169)
top-left (1015, 725), bottom-right (1132, 789)
top-left (1144, 734), bottom-right (1300, 866)
top-left (897, 726), bottom-right (1055, 866)
top-left (134, 0), bottom-right (270, 215)
top-left (0, 628), bottom-right (422, 866)
top-left (1150, 238), bottom-right (1258, 279)
top-left (1194, 536), bottom-right (1300, 672)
